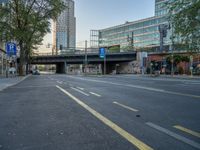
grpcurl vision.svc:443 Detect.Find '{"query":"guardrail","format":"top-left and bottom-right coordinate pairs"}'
top-left (33, 50), bottom-right (136, 56)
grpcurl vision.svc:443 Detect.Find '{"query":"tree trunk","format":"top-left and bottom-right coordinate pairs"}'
top-left (19, 41), bottom-right (25, 76)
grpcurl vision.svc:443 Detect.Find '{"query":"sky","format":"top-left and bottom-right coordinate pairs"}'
top-left (39, 0), bottom-right (155, 52)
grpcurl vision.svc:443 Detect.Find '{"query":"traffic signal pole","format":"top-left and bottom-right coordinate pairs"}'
top-left (84, 40), bottom-right (88, 75)
top-left (104, 49), bottom-right (106, 75)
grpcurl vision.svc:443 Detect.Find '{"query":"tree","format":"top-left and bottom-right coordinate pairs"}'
top-left (166, 0), bottom-right (200, 52)
top-left (108, 45), bottom-right (120, 52)
top-left (0, 0), bottom-right (65, 75)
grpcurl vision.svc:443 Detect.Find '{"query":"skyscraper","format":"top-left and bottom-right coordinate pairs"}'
top-left (53, 0), bottom-right (76, 54)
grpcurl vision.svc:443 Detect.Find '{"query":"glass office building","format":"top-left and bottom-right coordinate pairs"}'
top-left (91, 0), bottom-right (171, 52)
top-left (155, 0), bottom-right (168, 16)
top-left (53, 0), bottom-right (76, 52)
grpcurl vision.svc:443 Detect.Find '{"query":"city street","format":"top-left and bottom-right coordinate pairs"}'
top-left (0, 74), bottom-right (200, 150)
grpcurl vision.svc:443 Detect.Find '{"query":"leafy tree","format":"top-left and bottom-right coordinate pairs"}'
top-left (108, 45), bottom-right (120, 52)
top-left (0, 0), bottom-right (65, 75)
top-left (121, 45), bottom-right (135, 52)
top-left (166, 0), bottom-right (200, 52)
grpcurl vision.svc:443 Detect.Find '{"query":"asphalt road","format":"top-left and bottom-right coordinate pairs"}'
top-left (0, 74), bottom-right (200, 150)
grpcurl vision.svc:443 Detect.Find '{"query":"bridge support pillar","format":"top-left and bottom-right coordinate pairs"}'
top-left (56, 61), bottom-right (67, 74)
top-left (101, 63), bottom-right (116, 74)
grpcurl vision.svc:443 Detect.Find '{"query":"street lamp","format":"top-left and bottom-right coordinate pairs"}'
top-left (169, 22), bottom-right (175, 76)
top-left (150, 62), bottom-right (153, 76)
top-left (84, 40), bottom-right (88, 75)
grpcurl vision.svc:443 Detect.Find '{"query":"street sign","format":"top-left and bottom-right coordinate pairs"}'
top-left (99, 47), bottom-right (106, 58)
top-left (6, 42), bottom-right (17, 56)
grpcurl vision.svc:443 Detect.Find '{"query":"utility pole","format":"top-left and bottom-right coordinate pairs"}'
top-left (1, 53), bottom-right (3, 75)
top-left (190, 55), bottom-right (193, 77)
top-left (56, 38), bottom-right (58, 55)
top-left (104, 48), bottom-right (106, 75)
top-left (170, 23), bottom-right (174, 76)
top-left (84, 40), bottom-right (88, 74)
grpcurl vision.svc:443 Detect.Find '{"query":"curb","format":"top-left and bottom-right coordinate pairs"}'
top-left (0, 75), bottom-right (31, 92)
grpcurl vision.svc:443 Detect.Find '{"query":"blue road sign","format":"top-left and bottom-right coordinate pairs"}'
top-left (6, 42), bottom-right (17, 56)
top-left (99, 47), bottom-right (106, 58)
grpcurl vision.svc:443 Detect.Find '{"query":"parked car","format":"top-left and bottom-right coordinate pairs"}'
top-left (193, 67), bottom-right (200, 75)
top-left (8, 67), bottom-right (16, 75)
top-left (32, 70), bottom-right (40, 75)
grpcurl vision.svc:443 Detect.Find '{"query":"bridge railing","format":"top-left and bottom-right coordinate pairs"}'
top-left (33, 49), bottom-right (136, 56)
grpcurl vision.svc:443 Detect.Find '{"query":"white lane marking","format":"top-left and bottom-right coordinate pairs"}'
top-left (146, 122), bottom-right (200, 149)
top-left (113, 101), bottom-right (138, 112)
top-left (71, 87), bottom-right (89, 96)
top-left (56, 85), bottom-right (153, 150)
top-left (125, 84), bottom-right (165, 92)
top-left (162, 91), bottom-right (200, 99)
top-left (56, 81), bottom-right (63, 84)
top-left (10, 85), bottom-right (55, 88)
top-left (89, 92), bottom-right (101, 97)
top-left (183, 82), bottom-right (200, 85)
top-left (77, 87), bottom-right (85, 91)
top-left (66, 76), bottom-right (200, 99)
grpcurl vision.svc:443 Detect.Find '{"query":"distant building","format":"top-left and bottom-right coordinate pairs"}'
top-left (53, 0), bottom-right (76, 54)
top-left (91, 0), bottom-right (172, 52)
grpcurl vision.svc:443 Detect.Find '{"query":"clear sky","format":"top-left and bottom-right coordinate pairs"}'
top-left (40, 0), bottom-right (155, 52)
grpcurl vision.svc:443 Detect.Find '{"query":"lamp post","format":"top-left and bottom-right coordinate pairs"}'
top-left (170, 23), bottom-right (175, 76)
top-left (150, 62), bottom-right (153, 76)
top-left (84, 40), bottom-right (88, 75)
top-left (104, 48), bottom-right (106, 75)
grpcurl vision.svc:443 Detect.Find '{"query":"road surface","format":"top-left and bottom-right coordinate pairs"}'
top-left (0, 74), bottom-right (199, 150)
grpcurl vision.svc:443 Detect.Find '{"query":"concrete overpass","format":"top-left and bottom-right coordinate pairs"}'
top-left (31, 52), bottom-right (136, 74)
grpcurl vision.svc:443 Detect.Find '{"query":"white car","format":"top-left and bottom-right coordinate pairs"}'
top-left (8, 67), bottom-right (16, 75)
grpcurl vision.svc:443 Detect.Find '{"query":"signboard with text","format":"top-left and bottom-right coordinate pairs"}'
top-left (99, 47), bottom-right (106, 58)
top-left (6, 42), bottom-right (17, 56)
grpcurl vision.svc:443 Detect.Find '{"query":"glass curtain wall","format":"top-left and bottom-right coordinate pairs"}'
top-left (99, 16), bottom-right (170, 52)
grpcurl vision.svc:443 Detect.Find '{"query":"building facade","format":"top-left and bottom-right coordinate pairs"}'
top-left (155, 0), bottom-right (168, 16)
top-left (91, 0), bottom-right (171, 52)
top-left (53, 0), bottom-right (76, 53)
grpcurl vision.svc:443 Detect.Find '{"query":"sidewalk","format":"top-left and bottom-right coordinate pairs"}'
top-left (0, 75), bottom-right (30, 91)
top-left (135, 74), bottom-right (200, 81)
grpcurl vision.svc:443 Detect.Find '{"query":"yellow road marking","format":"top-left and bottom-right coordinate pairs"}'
top-left (56, 85), bottom-right (153, 150)
top-left (113, 101), bottom-right (138, 112)
top-left (174, 125), bottom-right (200, 138)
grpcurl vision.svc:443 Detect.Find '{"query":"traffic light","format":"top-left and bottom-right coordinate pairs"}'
top-left (163, 29), bottom-right (167, 37)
